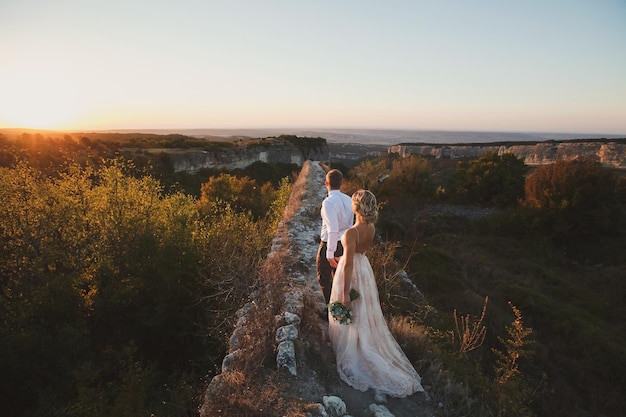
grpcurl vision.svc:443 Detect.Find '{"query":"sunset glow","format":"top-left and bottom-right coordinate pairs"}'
top-left (0, 63), bottom-right (83, 130)
top-left (1, 1), bottom-right (625, 135)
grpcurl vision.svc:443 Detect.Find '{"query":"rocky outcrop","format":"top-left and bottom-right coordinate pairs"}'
top-left (165, 136), bottom-right (329, 173)
top-left (389, 139), bottom-right (626, 169)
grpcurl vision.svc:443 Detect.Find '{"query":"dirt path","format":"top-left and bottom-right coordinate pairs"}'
top-left (202, 161), bottom-right (438, 417)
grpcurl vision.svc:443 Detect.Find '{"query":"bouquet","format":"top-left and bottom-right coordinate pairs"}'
top-left (328, 289), bottom-right (360, 325)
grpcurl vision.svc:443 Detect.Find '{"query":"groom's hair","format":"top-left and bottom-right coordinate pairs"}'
top-left (327, 169), bottom-right (343, 189)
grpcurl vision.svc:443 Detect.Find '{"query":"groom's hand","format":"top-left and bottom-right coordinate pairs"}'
top-left (328, 257), bottom-right (339, 268)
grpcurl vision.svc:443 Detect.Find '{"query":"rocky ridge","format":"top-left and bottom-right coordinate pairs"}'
top-left (389, 139), bottom-right (626, 169)
top-left (164, 137), bottom-right (329, 173)
top-left (200, 161), bottom-right (434, 417)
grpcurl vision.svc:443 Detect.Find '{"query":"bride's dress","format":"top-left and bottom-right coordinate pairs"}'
top-left (328, 252), bottom-right (424, 397)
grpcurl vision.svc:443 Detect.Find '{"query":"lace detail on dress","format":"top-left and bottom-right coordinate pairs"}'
top-left (328, 253), bottom-right (424, 397)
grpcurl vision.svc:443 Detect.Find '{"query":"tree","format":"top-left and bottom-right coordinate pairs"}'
top-left (523, 158), bottom-right (621, 238)
top-left (0, 159), bottom-right (288, 416)
top-left (378, 155), bottom-right (434, 200)
top-left (524, 158), bottom-right (615, 210)
top-left (198, 173), bottom-right (276, 219)
top-left (451, 152), bottom-right (528, 207)
top-left (348, 154), bottom-right (397, 191)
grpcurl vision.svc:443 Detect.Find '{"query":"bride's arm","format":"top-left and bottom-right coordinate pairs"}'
top-left (340, 228), bottom-right (357, 307)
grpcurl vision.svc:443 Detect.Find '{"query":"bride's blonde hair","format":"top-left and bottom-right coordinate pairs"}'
top-left (352, 189), bottom-right (378, 224)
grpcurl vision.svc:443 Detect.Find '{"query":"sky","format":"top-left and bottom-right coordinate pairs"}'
top-left (1, 0), bottom-right (625, 134)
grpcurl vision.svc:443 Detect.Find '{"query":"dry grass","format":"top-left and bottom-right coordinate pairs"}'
top-left (389, 316), bottom-right (430, 356)
top-left (453, 296), bottom-right (488, 354)
top-left (200, 165), bottom-right (321, 417)
top-left (299, 287), bottom-right (335, 380)
top-left (203, 370), bottom-right (300, 417)
top-left (200, 244), bottom-right (299, 416)
top-left (281, 160), bottom-right (311, 223)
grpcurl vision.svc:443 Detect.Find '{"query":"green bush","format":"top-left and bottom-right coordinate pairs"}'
top-left (197, 172), bottom-right (280, 219)
top-left (450, 152), bottom-right (528, 207)
top-left (0, 159), bottom-right (289, 416)
top-left (378, 154), bottom-right (434, 200)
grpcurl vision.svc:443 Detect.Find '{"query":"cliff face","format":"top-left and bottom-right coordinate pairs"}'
top-left (165, 137), bottom-right (329, 173)
top-left (388, 140), bottom-right (626, 169)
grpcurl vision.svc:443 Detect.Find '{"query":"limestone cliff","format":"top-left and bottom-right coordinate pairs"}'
top-left (164, 136), bottom-right (329, 173)
top-left (388, 139), bottom-right (626, 169)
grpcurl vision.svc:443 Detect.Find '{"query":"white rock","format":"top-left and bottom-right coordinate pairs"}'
top-left (369, 404), bottom-right (395, 417)
top-left (322, 395), bottom-right (347, 417)
top-left (276, 340), bottom-right (297, 376)
top-left (373, 389), bottom-right (387, 404)
top-left (275, 324), bottom-right (299, 343)
top-left (275, 311), bottom-right (302, 326)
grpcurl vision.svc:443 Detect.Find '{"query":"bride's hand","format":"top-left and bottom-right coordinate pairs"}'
top-left (342, 291), bottom-right (351, 309)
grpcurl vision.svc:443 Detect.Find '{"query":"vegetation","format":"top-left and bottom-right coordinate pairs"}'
top-left (2, 131), bottom-right (625, 417)
top-left (0, 135), bottom-right (293, 416)
top-left (450, 151), bottom-right (528, 207)
top-left (343, 151), bottom-right (626, 417)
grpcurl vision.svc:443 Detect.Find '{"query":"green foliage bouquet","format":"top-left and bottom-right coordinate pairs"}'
top-left (328, 289), bottom-right (360, 325)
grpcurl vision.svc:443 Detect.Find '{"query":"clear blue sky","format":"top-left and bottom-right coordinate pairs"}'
top-left (1, 0), bottom-right (625, 134)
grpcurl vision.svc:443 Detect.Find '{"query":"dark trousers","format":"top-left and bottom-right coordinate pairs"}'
top-left (316, 240), bottom-right (344, 304)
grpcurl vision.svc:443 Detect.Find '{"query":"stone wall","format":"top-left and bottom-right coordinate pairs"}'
top-left (201, 160), bottom-right (328, 407)
top-left (200, 161), bottom-right (434, 417)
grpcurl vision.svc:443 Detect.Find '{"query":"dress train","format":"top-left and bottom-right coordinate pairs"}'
top-left (328, 253), bottom-right (424, 397)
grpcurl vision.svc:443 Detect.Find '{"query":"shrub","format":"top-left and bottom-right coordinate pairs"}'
top-left (0, 159), bottom-right (289, 416)
top-left (524, 158), bottom-right (615, 211)
top-left (523, 158), bottom-right (621, 238)
top-left (450, 152), bottom-right (528, 207)
top-left (377, 155), bottom-right (434, 200)
top-left (198, 172), bottom-right (277, 219)
top-left (347, 153), bottom-right (398, 192)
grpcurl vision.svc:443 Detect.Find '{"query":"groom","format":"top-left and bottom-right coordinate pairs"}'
top-left (317, 169), bottom-right (354, 304)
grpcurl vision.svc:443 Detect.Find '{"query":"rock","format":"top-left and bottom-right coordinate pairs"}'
top-left (238, 301), bottom-right (256, 317)
top-left (322, 395), bottom-right (347, 417)
top-left (369, 404), bottom-right (395, 417)
top-left (167, 137), bottom-right (330, 173)
top-left (389, 140), bottom-right (626, 169)
top-left (275, 311), bottom-right (302, 326)
top-left (284, 289), bottom-right (304, 316)
top-left (373, 389), bottom-right (387, 404)
top-left (221, 350), bottom-right (240, 373)
top-left (228, 325), bottom-right (246, 350)
top-left (276, 324), bottom-right (299, 344)
top-left (306, 403), bottom-right (329, 417)
top-left (206, 374), bottom-right (223, 396)
top-left (276, 340), bottom-right (297, 375)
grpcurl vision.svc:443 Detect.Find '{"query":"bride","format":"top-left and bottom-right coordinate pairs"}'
top-left (328, 189), bottom-right (424, 398)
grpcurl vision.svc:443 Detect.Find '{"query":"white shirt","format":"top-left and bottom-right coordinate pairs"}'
top-left (320, 189), bottom-right (354, 259)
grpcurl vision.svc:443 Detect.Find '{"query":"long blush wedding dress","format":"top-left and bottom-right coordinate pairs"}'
top-left (328, 249), bottom-right (424, 397)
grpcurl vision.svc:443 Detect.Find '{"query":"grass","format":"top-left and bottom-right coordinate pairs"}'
top-left (200, 161), bottom-right (331, 417)
top-left (400, 214), bottom-right (626, 417)
top-left (200, 247), bottom-right (297, 417)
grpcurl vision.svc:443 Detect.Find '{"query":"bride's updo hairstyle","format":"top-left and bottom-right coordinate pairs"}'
top-left (352, 189), bottom-right (378, 224)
